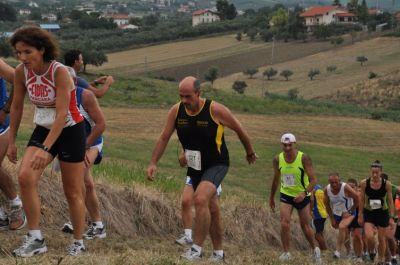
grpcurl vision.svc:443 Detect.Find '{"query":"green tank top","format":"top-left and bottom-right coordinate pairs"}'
top-left (279, 151), bottom-right (309, 197)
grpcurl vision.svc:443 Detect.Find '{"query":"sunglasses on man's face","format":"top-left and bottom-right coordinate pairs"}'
top-left (282, 143), bottom-right (293, 148)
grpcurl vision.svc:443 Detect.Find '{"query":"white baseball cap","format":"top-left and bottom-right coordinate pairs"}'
top-left (281, 133), bottom-right (296, 144)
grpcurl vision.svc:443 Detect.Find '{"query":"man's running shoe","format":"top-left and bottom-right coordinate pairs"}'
top-left (313, 247), bottom-right (322, 263)
top-left (13, 233), bottom-right (47, 257)
top-left (84, 223), bottom-right (106, 240)
top-left (279, 252), bottom-right (292, 262)
top-left (175, 234), bottom-right (193, 246)
top-left (180, 247), bottom-right (202, 261)
top-left (209, 252), bottom-right (224, 263)
top-left (333, 250), bottom-right (341, 259)
top-left (68, 241), bottom-right (86, 256)
top-left (9, 205), bottom-right (26, 230)
top-left (61, 222), bottom-right (74, 234)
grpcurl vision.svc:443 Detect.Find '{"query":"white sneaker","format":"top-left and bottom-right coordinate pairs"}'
top-left (13, 233), bottom-right (47, 257)
top-left (175, 234), bottom-right (193, 246)
top-left (313, 247), bottom-right (321, 263)
top-left (333, 250), bottom-right (340, 259)
top-left (67, 241), bottom-right (86, 256)
top-left (279, 252), bottom-right (292, 262)
top-left (208, 252), bottom-right (224, 263)
top-left (180, 247), bottom-right (202, 261)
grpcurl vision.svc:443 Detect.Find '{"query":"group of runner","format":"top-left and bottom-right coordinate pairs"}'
top-left (1, 25), bottom-right (398, 264)
top-left (270, 133), bottom-right (400, 265)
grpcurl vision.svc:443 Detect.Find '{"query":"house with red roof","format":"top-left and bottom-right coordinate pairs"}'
top-left (192, 9), bottom-right (220, 27)
top-left (112, 14), bottom-right (130, 26)
top-left (300, 5), bottom-right (355, 29)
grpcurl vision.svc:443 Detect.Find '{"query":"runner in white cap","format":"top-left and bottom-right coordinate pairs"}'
top-left (270, 133), bottom-right (321, 263)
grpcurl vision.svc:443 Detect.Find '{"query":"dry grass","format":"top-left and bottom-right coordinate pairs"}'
top-left (101, 107), bottom-right (400, 153)
top-left (327, 69), bottom-right (400, 108)
top-left (0, 162), bottom-right (340, 265)
top-left (90, 34), bottom-right (267, 74)
top-left (215, 37), bottom-right (400, 99)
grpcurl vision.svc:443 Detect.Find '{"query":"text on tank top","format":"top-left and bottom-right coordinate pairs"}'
top-left (175, 99), bottom-right (229, 172)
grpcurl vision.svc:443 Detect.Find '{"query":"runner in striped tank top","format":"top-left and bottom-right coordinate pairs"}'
top-left (7, 26), bottom-right (87, 257)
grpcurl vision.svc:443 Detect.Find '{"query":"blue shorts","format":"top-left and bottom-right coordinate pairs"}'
top-left (0, 114), bottom-right (10, 136)
top-left (333, 211), bottom-right (356, 224)
top-left (89, 140), bottom-right (103, 165)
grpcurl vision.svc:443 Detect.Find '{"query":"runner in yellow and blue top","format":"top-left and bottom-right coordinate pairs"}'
top-left (270, 133), bottom-right (321, 263)
top-left (311, 184), bottom-right (328, 251)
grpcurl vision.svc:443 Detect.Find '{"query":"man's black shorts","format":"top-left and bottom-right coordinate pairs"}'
top-left (188, 164), bottom-right (228, 191)
top-left (280, 192), bottom-right (310, 210)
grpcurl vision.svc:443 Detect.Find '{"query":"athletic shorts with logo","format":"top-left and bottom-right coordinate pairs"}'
top-left (28, 122), bottom-right (85, 162)
top-left (0, 114), bottom-right (9, 136)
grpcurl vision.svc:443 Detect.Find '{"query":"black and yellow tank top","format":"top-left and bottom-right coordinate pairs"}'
top-left (175, 99), bottom-right (229, 172)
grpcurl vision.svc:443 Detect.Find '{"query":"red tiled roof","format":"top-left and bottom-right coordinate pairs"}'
top-left (192, 9), bottom-right (217, 16)
top-left (300, 6), bottom-right (337, 17)
top-left (336, 12), bottom-right (355, 17)
top-left (113, 14), bottom-right (129, 20)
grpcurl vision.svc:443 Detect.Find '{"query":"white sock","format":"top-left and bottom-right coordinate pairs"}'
top-left (184, 229), bottom-right (192, 239)
top-left (74, 239), bottom-right (84, 245)
top-left (9, 196), bottom-right (22, 208)
top-left (93, 221), bottom-right (103, 228)
top-left (191, 244), bottom-right (202, 253)
top-left (392, 255), bottom-right (397, 259)
top-left (214, 250), bottom-right (224, 256)
top-left (0, 207), bottom-right (6, 219)
top-left (29, 230), bottom-right (43, 240)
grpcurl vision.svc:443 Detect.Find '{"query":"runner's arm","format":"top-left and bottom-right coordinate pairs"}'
top-left (87, 76), bottom-right (113, 98)
top-left (270, 156), bottom-right (280, 199)
top-left (358, 181), bottom-right (366, 217)
top-left (82, 89), bottom-right (105, 146)
top-left (148, 104), bottom-right (178, 166)
top-left (323, 188), bottom-right (333, 219)
top-left (344, 184), bottom-right (359, 212)
top-left (9, 65), bottom-right (26, 144)
top-left (387, 181), bottom-right (395, 218)
top-left (0, 59), bottom-right (15, 114)
top-left (211, 102), bottom-right (256, 163)
top-left (302, 153), bottom-right (317, 193)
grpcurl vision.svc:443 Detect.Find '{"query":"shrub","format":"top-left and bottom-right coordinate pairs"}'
top-left (232, 81), bottom-right (247, 94)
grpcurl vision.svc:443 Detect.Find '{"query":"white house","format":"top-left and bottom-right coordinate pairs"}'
top-left (42, 14), bottom-right (57, 22)
top-left (112, 14), bottom-right (130, 26)
top-left (300, 6), bottom-right (355, 28)
top-left (119, 24), bottom-right (140, 30)
top-left (19, 9), bottom-right (31, 15)
top-left (192, 9), bottom-right (220, 27)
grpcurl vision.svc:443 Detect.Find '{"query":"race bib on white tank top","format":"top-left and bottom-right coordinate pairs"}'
top-left (332, 202), bottom-right (346, 216)
top-left (185, 149), bottom-right (201, 171)
top-left (33, 107), bottom-right (56, 129)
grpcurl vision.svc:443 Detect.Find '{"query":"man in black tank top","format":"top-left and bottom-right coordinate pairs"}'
top-left (147, 76), bottom-right (257, 262)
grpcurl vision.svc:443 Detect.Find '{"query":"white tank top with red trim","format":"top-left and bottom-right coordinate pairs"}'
top-left (24, 61), bottom-right (83, 128)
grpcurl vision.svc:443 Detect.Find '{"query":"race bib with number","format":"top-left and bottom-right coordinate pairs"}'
top-left (369, 199), bottom-right (382, 210)
top-left (282, 174), bottom-right (295, 187)
top-left (34, 107), bottom-right (56, 129)
top-left (333, 203), bottom-right (346, 216)
top-left (185, 150), bottom-right (201, 171)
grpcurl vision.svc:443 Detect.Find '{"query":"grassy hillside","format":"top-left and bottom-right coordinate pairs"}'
top-left (214, 37), bottom-right (400, 100)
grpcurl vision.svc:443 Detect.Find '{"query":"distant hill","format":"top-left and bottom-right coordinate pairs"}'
top-left (230, 0), bottom-right (397, 10)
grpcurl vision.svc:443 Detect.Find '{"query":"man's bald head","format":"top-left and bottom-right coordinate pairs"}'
top-left (179, 76), bottom-right (200, 92)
